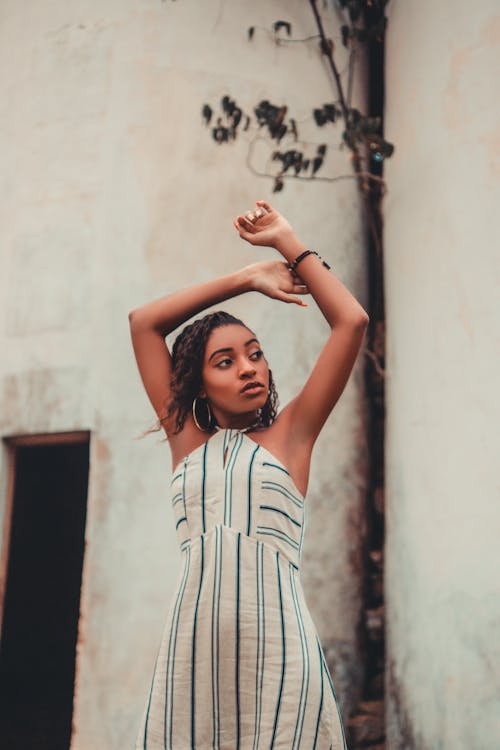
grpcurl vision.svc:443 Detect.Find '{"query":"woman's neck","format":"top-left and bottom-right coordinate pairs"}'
top-left (213, 412), bottom-right (263, 433)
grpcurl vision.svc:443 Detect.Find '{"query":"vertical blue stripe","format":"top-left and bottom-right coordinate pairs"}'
top-left (289, 565), bottom-right (310, 749)
top-left (222, 428), bottom-right (231, 465)
top-left (253, 541), bottom-right (265, 749)
top-left (270, 553), bottom-right (286, 748)
top-left (320, 649), bottom-right (349, 750)
top-left (235, 532), bottom-right (241, 749)
top-left (312, 637), bottom-right (324, 749)
top-left (298, 501), bottom-right (306, 557)
top-left (141, 642), bottom-right (161, 749)
top-left (224, 433), bottom-right (243, 526)
top-left (190, 536), bottom-right (205, 748)
top-left (201, 442), bottom-right (208, 533)
top-left (181, 456), bottom-right (188, 518)
top-left (246, 444), bottom-right (260, 535)
top-left (211, 525), bottom-right (223, 749)
top-left (165, 547), bottom-right (191, 749)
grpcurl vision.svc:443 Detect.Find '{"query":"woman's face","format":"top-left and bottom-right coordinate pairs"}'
top-left (200, 324), bottom-right (270, 425)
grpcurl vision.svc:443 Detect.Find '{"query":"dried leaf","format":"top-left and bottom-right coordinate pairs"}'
top-left (323, 104), bottom-right (337, 123)
top-left (313, 108), bottom-right (327, 127)
top-left (341, 25), bottom-right (350, 47)
top-left (312, 156), bottom-right (323, 175)
top-left (273, 20), bottom-right (292, 37)
top-left (201, 104), bottom-right (212, 126)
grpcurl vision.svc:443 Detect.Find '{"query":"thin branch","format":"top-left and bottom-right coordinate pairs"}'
top-left (276, 34), bottom-right (321, 43)
top-left (346, 48), bottom-right (356, 107)
top-left (250, 26), bottom-right (347, 45)
top-left (365, 188), bottom-right (384, 257)
top-left (245, 138), bottom-right (387, 190)
top-left (307, 0), bottom-right (385, 256)
top-left (364, 346), bottom-right (385, 378)
top-left (308, 0), bottom-right (350, 116)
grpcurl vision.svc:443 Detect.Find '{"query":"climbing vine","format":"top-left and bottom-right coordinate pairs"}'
top-left (199, 8), bottom-right (391, 747)
top-left (161, 3), bottom-right (390, 747)
top-left (159, 0), bottom-right (389, 383)
top-left (201, 0), bottom-right (393, 202)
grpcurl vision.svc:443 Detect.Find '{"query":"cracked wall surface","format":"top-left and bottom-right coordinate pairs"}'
top-left (0, 2), bottom-right (370, 747)
top-left (384, 2), bottom-right (500, 748)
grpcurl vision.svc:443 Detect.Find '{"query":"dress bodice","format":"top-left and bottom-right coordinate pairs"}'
top-left (136, 426), bottom-right (349, 749)
top-left (169, 427), bottom-right (306, 570)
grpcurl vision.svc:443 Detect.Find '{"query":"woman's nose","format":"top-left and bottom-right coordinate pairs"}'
top-left (239, 359), bottom-right (256, 377)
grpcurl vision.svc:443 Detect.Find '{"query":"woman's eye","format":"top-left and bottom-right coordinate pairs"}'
top-left (250, 349), bottom-right (264, 360)
top-left (216, 358), bottom-right (232, 368)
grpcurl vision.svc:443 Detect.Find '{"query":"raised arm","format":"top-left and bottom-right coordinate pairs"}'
top-left (233, 200), bottom-right (369, 449)
top-left (128, 270), bottom-right (250, 434)
top-left (128, 256), bottom-right (309, 458)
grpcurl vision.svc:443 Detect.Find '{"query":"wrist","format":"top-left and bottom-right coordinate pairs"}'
top-left (236, 265), bottom-right (258, 294)
top-left (274, 231), bottom-right (307, 262)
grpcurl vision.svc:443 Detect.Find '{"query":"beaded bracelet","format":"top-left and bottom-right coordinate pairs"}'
top-left (288, 249), bottom-right (331, 274)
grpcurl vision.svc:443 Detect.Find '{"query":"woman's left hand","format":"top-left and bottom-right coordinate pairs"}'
top-left (233, 200), bottom-right (294, 249)
top-left (244, 260), bottom-right (309, 306)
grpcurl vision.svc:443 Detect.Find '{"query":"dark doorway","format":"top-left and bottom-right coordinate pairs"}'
top-left (0, 433), bottom-right (90, 750)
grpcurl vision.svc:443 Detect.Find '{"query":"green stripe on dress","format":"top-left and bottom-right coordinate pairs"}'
top-left (270, 551), bottom-right (286, 748)
top-left (262, 460), bottom-right (290, 475)
top-left (312, 636), bottom-right (324, 749)
top-left (235, 532), bottom-right (241, 748)
top-left (211, 524), bottom-right (223, 749)
top-left (190, 535), bottom-right (205, 747)
top-left (256, 525), bottom-right (300, 550)
top-left (224, 432), bottom-right (243, 526)
top-left (165, 546), bottom-right (191, 749)
top-left (246, 444), bottom-right (260, 536)
top-left (290, 563), bottom-right (310, 748)
top-left (201, 442), bottom-right (208, 533)
top-left (321, 648), bottom-right (349, 750)
top-left (259, 504), bottom-right (302, 527)
top-left (142, 643), bottom-right (161, 749)
top-left (261, 480), bottom-right (304, 508)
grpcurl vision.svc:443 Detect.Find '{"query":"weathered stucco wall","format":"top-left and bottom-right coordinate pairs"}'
top-left (0, 1), bottom-right (369, 747)
top-left (384, 2), bottom-right (500, 748)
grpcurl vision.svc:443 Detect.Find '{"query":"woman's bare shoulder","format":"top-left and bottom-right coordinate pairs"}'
top-left (253, 400), bottom-right (314, 465)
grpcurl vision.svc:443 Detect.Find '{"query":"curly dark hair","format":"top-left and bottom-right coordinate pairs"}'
top-left (143, 310), bottom-right (279, 438)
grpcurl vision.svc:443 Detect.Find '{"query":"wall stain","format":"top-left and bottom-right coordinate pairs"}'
top-left (387, 656), bottom-right (430, 750)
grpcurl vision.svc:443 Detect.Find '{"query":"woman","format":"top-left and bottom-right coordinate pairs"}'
top-left (129, 200), bottom-right (368, 749)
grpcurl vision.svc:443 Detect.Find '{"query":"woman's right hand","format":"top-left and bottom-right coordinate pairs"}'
top-left (244, 260), bottom-right (309, 306)
top-left (233, 200), bottom-right (295, 249)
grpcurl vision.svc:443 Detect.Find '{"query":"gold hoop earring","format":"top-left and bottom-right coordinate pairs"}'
top-left (192, 396), bottom-right (213, 432)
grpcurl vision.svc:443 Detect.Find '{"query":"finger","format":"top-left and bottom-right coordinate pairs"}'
top-left (287, 266), bottom-right (302, 281)
top-left (290, 276), bottom-right (309, 289)
top-left (234, 217), bottom-right (257, 242)
top-left (283, 283), bottom-right (309, 295)
top-left (275, 291), bottom-right (308, 306)
top-left (233, 218), bottom-right (247, 235)
top-left (237, 215), bottom-right (257, 233)
top-left (256, 200), bottom-right (273, 213)
top-left (245, 210), bottom-right (257, 223)
top-left (289, 271), bottom-right (309, 289)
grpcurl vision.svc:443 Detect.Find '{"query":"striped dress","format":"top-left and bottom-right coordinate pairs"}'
top-left (135, 427), bottom-right (348, 749)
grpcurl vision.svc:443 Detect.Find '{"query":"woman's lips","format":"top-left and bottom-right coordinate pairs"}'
top-left (240, 382), bottom-right (264, 395)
